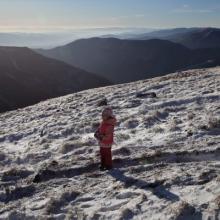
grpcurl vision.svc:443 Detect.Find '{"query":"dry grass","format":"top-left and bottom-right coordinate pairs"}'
top-left (216, 175), bottom-right (220, 182)
top-left (45, 197), bottom-right (60, 214)
top-left (171, 201), bottom-right (196, 220)
top-left (125, 119), bottom-right (139, 129)
top-left (59, 141), bottom-right (85, 154)
top-left (169, 119), bottom-right (181, 132)
top-left (207, 116), bottom-right (220, 129)
top-left (45, 190), bottom-right (80, 215)
top-left (152, 150), bottom-right (163, 157)
top-left (143, 115), bottom-right (158, 128)
top-left (113, 147), bottom-right (131, 156)
top-left (2, 167), bottom-right (33, 181)
top-left (198, 116), bottom-right (220, 131)
top-left (60, 142), bottom-right (76, 154)
top-left (186, 129), bottom-right (194, 137)
top-left (0, 152), bottom-right (6, 161)
top-left (152, 126), bottom-right (164, 133)
top-left (115, 132), bottom-right (130, 142)
top-left (143, 109), bottom-right (168, 128)
top-left (91, 121), bottom-right (100, 130)
top-left (214, 195), bottom-right (220, 208)
top-left (141, 149), bottom-right (163, 164)
top-left (187, 112), bottom-right (195, 120)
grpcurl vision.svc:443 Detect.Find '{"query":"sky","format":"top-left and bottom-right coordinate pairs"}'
top-left (0, 0), bottom-right (220, 32)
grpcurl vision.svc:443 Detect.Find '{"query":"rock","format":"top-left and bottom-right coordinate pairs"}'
top-left (97, 98), bottom-right (108, 106)
top-left (136, 92), bottom-right (157, 98)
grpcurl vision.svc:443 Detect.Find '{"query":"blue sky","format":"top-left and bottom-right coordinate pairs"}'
top-left (0, 0), bottom-right (220, 32)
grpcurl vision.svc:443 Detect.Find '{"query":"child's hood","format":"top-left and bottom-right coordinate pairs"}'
top-left (105, 116), bottom-right (116, 126)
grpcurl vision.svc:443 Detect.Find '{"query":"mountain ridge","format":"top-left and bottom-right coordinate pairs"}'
top-left (125, 27), bottom-right (220, 49)
top-left (37, 37), bottom-right (220, 83)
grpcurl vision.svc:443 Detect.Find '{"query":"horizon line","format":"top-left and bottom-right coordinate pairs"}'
top-left (0, 25), bottom-right (219, 33)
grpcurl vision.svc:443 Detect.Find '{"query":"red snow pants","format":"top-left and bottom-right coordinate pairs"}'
top-left (100, 144), bottom-right (112, 169)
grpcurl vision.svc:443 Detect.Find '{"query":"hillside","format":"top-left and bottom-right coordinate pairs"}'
top-left (0, 46), bottom-right (110, 113)
top-left (37, 38), bottom-right (220, 84)
top-left (0, 67), bottom-right (219, 219)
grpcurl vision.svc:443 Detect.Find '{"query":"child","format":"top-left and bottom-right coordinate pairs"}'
top-left (94, 107), bottom-right (116, 170)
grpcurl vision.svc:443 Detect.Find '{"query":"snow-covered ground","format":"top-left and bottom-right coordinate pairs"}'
top-left (0, 67), bottom-right (220, 220)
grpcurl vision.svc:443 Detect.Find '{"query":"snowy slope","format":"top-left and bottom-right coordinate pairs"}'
top-left (0, 67), bottom-right (220, 220)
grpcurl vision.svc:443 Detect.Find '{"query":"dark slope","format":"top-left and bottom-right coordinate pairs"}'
top-left (134, 28), bottom-right (220, 49)
top-left (0, 46), bottom-right (110, 113)
top-left (37, 38), bottom-right (220, 83)
top-left (169, 28), bottom-right (220, 49)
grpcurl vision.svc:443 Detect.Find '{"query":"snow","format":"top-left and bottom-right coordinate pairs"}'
top-left (0, 67), bottom-right (220, 219)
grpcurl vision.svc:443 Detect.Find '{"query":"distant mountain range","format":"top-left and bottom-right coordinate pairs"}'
top-left (1, 27), bottom-right (219, 49)
top-left (0, 47), bottom-right (109, 113)
top-left (105, 27), bottom-right (220, 49)
top-left (168, 28), bottom-right (220, 49)
top-left (101, 28), bottom-right (195, 40)
top-left (37, 37), bottom-right (220, 84)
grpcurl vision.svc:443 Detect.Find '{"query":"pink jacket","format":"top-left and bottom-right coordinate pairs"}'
top-left (98, 116), bottom-right (116, 145)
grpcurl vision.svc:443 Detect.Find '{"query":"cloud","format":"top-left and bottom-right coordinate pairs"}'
top-left (212, 5), bottom-right (220, 10)
top-left (183, 4), bottom-right (190, 8)
top-left (109, 16), bottom-right (129, 21)
top-left (172, 8), bottom-right (213, 14)
top-left (172, 4), bottom-right (213, 14)
top-left (109, 14), bottom-right (146, 21)
top-left (135, 14), bottom-right (145, 18)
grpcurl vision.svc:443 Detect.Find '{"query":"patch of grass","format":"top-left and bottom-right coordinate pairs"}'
top-left (2, 168), bottom-right (33, 181)
top-left (116, 132), bottom-right (130, 142)
top-left (152, 126), bottom-right (164, 133)
top-left (144, 110), bottom-right (169, 129)
top-left (45, 190), bottom-right (80, 215)
top-left (187, 112), bottom-right (195, 120)
top-left (207, 116), bottom-right (220, 129)
top-left (216, 176), bottom-right (220, 182)
top-left (125, 119), bottom-right (139, 129)
top-left (140, 150), bottom-right (163, 164)
top-left (113, 147), bottom-right (131, 156)
top-left (171, 201), bottom-right (196, 219)
top-left (60, 141), bottom-right (84, 154)
top-left (169, 119), bottom-right (181, 132)
top-left (214, 195), bottom-right (220, 208)
top-left (45, 197), bottom-right (60, 214)
top-left (198, 116), bottom-right (220, 131)
top-left (0, 152), bottom-right (6, 161)
top-left (186, 129), bottom-right (193, 137)
top-left (153, 150), bottom-right (163, 157)
top-left (143, 115), bottom-right (158, 128)
top-left (91, 121), bottom-right (100, 130)
top-left (59, 138), bottom-right (96, 154)
top-left (0, 131), bottom-right (5, 135)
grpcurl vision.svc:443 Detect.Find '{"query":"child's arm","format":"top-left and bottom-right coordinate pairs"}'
top-left (94, 129), bottom-right (104, 141)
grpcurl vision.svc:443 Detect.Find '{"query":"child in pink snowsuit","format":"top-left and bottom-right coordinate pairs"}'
top-left (95, 107), bottom-right (116, 170)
